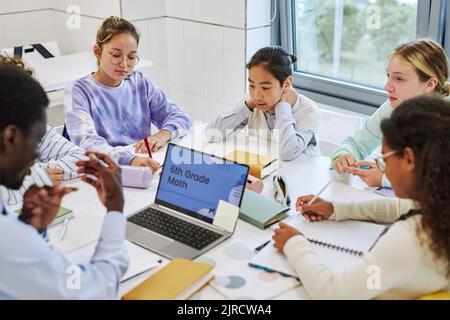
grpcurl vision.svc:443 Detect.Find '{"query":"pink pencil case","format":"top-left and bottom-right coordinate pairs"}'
top-left (246, 175), bottom-right (264, 193)
top-left (120, 165), bottom-right (153, 189)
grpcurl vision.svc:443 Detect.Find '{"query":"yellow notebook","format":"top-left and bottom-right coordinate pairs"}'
top-left (122, 258), bottom-right (214, 300)
top-left (418, 291), bottom-right (450, 300)
top-left (225, 150), bottom-right (278, 179)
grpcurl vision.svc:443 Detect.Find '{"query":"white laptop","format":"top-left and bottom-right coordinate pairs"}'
top-left (126, 143), bottom-right (250, 259)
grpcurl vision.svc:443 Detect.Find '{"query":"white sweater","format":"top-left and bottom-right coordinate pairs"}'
top-left (206, 93), bottom-right (321, 161)
top-left (284, 198), bottom-right (450, 299)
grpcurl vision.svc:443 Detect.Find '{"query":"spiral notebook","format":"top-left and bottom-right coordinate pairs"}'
top-left (249, 216), bottom-right (386, 279)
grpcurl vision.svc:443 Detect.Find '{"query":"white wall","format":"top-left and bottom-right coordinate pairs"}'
top-left (0, 1), bottom-right (118, 51)
top-left (164, 0), bottom-right (273, 122)
top-left (246, 0), bottom-right (272, 59)
top-left (0, 0), bottom-right (52, 13)
top-left (0, 1), bottom-right (55, 49)
top-left (165, 0), bottom-right (247, 122)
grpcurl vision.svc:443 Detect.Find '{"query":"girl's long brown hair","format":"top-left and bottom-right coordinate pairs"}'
top-left (381, 96), bottom-right (450, 276)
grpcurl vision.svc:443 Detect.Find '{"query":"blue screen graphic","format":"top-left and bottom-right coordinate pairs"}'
top-left (156, 144), bottom-right (249, 223)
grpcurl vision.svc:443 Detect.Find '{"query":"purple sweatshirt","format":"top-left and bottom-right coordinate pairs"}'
top-left (64, 71), bottom-right (192, 165)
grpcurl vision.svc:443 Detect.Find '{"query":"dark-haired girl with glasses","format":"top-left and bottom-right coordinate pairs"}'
top-left (272, 96), bottom-right (450, 299)
top-left (64, 16), bottom-right (192, 171)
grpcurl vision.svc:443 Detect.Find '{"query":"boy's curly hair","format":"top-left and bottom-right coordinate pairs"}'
top-left (0, 54), bottom-right (34, 76)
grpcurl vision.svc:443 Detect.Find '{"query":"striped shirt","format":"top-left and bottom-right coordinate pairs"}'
top-left (0, 125), bottom-right (86, 205)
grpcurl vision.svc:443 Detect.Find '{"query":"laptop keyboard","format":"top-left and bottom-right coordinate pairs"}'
top-left (128, 207), bottom-right (223, 250)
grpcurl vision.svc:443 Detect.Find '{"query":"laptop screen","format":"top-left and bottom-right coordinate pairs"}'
top-left (155, 143), bottom-right (249, 224)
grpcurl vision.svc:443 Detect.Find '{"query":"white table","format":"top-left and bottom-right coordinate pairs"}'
top-left (47, 126), bottom-right (384, 299)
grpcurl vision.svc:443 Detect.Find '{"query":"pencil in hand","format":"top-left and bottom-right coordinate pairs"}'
top-left (143, 136), bottom-right (153, 159)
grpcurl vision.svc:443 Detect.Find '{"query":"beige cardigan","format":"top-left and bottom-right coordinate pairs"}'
top-left (284, 198), bottom-right (450, 299)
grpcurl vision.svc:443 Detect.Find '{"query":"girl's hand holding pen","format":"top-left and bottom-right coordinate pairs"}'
top-left (346, 161), bottom-right (383, 188)
top-left (134, 130), bottom-right (172, 153)
top-left (332, 153), bottom-right (357, 173)
top-left (296, 195), bottom-right (334, 222)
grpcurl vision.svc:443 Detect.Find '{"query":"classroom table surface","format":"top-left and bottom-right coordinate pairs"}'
top-left (43, 125), bottom-right (384, 300)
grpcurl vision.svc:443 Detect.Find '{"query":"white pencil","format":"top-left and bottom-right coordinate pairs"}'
top-left (307, 180), bottom-right (332, 205)
top-left (59, 217), bottom-right (69, 241)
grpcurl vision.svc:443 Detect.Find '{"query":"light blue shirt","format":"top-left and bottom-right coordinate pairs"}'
top-left (331, 100), bottom-right (393, 162)
top-left (331, 100), bottom-right (393, 187)
top-left (0, 194), bottom-right (129, 299)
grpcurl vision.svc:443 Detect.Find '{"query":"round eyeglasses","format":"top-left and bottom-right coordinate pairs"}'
top-left (109, 53), bottom-right (140, 67)
top-left (374, 150), bottom-right (398, 173)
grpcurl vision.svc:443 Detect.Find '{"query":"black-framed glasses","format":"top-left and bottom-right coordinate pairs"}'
top-left (374, 150), bottom-right (398, 173)
top-left (109, 52), bottom-right (140, 67)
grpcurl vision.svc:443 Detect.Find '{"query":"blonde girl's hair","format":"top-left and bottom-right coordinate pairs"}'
top-left (393, 39), bottom-right (450, 96)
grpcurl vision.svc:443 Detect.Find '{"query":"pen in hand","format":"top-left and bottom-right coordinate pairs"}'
top-left (306, 180), bottom-right (332, 205)
top-left (143, 137), bottom-right (153, 159)
top-left (329, 165), bottom-right (371, 170)
top-left (59, 217), bottom-right (69, 241)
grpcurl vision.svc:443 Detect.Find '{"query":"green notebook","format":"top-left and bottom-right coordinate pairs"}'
top-left (239, 189), bottom-right (290, 229)
top-left (15, 206), bottom-right (73, 226)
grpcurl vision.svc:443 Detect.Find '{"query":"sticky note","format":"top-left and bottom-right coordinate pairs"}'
top-left (213, 200), bottom-right (239, 233)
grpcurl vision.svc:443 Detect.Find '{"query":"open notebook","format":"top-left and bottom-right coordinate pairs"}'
top-left (66, 240), bottom-right (161, 282)
top-left (249, 216), bottom-right (386, 279)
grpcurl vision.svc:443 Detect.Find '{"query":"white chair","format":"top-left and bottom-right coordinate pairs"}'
top-left (317, 109), bottom-right (363, 157)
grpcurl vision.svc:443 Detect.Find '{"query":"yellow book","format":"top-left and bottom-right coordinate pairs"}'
top-left (418, 291), bottom-right (450, 300)
top-left (224, 150), bottom-right (278, 179)
top-left (122, 258), bottom-right (214, 300)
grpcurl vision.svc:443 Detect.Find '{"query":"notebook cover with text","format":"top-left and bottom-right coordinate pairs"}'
top-left (122, 258), bottom-right (214, 300)
top-left (224, 150), bottom-right (277, 179)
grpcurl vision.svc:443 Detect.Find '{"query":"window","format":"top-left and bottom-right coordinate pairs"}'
top-left (278, 0), bottom-right (449, 113)
top-left (296, 0), bottom-right (417, 89)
